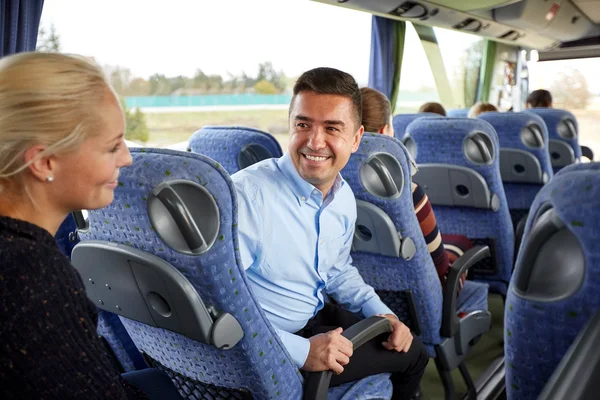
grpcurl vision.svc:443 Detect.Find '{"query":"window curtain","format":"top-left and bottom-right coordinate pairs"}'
top-left (368, 15), bottom-right (406, 111)
top-left (0, 0), bottom-right (44, 57)
top-left (477, 39), bottom-right (497, 102)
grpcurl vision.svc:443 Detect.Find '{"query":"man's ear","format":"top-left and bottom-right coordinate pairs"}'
top-left (24, 145), bottom-right (54, 182)
top-left (352, 125), bottom-right (364, 153)
top-left (378, 125), bottom-right (387, 134)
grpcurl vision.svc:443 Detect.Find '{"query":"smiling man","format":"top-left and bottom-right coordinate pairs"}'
top-left (231, 67), bottom-right (428, 399)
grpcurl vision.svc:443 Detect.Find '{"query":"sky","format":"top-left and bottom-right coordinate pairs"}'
top-left (40, 0), bottom-right (600, 92)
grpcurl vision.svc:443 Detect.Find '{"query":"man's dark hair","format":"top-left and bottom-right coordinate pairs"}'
top-left (527, 89), bottom-right (552, 108)
top-left (290, 67), bottom-right (362, 128)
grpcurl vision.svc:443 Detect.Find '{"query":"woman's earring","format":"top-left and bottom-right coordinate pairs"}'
top-left (46, 176), bottom-right (54, 182)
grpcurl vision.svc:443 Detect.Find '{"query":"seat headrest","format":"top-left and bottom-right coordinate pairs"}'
top-left (513, 166), bottom-right (600, 302)
top-left (392, 112), bottom-right (443, 141)
top-left (188, 125), bottom-right (283, 174)
top-left (478, 111), bottom-right (548, 150)
top-left (404, 117), bottom-right (499, 166)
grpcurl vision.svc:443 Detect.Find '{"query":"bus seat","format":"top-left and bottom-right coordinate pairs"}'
top-left (526, 108), bottom-right (582, 173)
top-left (538, 311), bottom-right (600, 400)
top-left (505, 162), bottom-right (600, 400)
top-left (97, 310), bottom-right (148, 373)
top-left (54, 213), bottom-right (79, 258)
top-left (477, 112), bottom-right (553, 232)
top-left (73, 148), bottom-right (393, 400)
top-left (447, 108), bottom-right (469, 118)
top-left (54, 212), bottom-right (146, 373)
top-left (404, 117), bottom-right (514, 299)
top-left (553, 160), bottom-right (600, 177)
top-left (342, 133), bottom-right (492, 399)
top-left (392, 112), bottom-right (442, 141)
top-left (188, 125), bottom-right (283, 175)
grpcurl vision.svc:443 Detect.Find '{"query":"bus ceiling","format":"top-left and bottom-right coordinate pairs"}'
top-left (313, 0), bottom-right (600, 59)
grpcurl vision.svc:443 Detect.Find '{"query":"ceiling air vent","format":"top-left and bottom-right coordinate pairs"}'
top-left (453, 18), bottom-right (484, 33)
top-left (389, 2), bottom-right (429, 19)
top-left (498, 29), bottom-right (521, 41)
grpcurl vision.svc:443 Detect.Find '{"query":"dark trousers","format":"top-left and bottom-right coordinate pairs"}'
top-left (296, 303), bottom-right (429, 399)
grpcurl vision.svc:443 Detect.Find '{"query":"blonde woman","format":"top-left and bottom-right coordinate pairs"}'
top-left (0, 52), bottom-right (152, 399)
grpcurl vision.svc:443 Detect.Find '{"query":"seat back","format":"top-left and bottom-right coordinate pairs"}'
top-left (392, 112), bottom-right (441, 141)
top-left (447, 108), bottom-right (469, 118)
top-left (404, 117), bottom-right (514, 296)
top-left (341, 133), bottom-right (443, 353)
top-left (554, 161), bottom-right (600, 177)
top-left (538, 311), bottom-right (600, 400)
top-left (54, 213), bottom-right (79, 257)
top-left (188, 126), bottom-right (283, 174)
top-left (76, 148), bottom-right (304, 399)
top-left (477, 112), bottom-right (553, 228)
top-left (54, 212), bottom-right (145, 372)
top-left (526, 108), bottom-right (581, 172)
top-left (505, 162), bottom-right (600, 400)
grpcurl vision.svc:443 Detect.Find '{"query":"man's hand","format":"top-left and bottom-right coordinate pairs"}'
top-left (302, 327), bottom-right (354, 374)
top-left (376, 314), bottom-right (413, 352)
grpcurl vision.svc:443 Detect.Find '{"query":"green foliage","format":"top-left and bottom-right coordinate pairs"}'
top-left (254, 79), bottom-right (279, 94)
top-left (36, 24), bottom-right (61, 52)
top-left (462, 41), bottom-right (485, 107)
top-left (550, 68), bottom-right (591, 110)
top-left (120, 98), bottom-right (149, 143)
top-left (39, 24), bottom-right (288, 97)
top-left (108, 63), bottom-right (286, 97)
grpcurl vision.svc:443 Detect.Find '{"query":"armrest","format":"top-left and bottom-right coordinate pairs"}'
top-left (581, 145), bottom-right (594, 162)
top-left (539, 312), bottom-right (600, 400)
top-left (441, 246), bottom-right (490, 338)
top-left (303, 316), bottom-right (393, 400)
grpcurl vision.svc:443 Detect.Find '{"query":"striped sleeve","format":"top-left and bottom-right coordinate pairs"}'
top-left (412, 183), bottom-right (466, 292)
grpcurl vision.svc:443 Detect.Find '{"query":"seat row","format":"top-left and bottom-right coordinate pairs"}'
top-left (52, 119), bottom-right (598, 399)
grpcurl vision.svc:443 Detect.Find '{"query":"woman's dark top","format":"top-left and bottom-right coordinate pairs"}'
top-left (0, 216), bottom-right (147, 399)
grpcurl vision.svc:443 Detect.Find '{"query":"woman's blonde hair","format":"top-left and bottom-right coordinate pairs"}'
top-left (360, 87), bottom-right (392, 133)
top-left (0, 52), bottom-right (118, 192)
top-left (468, 102), bottom-right (498, 118)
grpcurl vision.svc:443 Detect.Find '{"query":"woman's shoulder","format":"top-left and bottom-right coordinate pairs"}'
top-left (0, 233), bottom-right (69, 271)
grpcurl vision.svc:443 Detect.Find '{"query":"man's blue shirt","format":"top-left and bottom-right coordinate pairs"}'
top-left (231, 152), bottom-right (393, 368)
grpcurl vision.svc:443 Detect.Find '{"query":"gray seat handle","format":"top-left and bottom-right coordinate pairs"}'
top-left (581, 145), bottom-right (594, 161)
top-left (155, 184), bottom-right (207, 253)
top-left (539, 311), bottom-right (600, 400)
top-left (368, 157), bottom-right (399, 197)
top-left (471, 135), bottom-right (492, 163)
top-left (303, 316), bottom-right (393, 400)
top-left (529, 126), bottom-right (545, 148)
top-left (441, 245), bottom-right (491, 338)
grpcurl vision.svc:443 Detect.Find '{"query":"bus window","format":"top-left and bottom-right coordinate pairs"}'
top-left (528, 56), bottom-right (600, 159)
top-left (395, 23), bottom-right (440, 114)
top-left (435, 27), bottom-right (483, 109)
top-left (38, 0), bottom-right (372, 151)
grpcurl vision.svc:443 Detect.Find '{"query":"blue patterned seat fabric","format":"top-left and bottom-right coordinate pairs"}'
top-left (188, 126), bottom-right (283, 175)
top-left (447, 108), bottom-right (469, 118)
top-left (505, 162), bottom-right (600, 400)
top-left (526, 108), bottom-right (582, 172)
top-left (477, 112), bottom-right (553, 228)
top-left (97, 310), bottom-right (147, 372)
top-left (54, 213), bottom-right (79, 257)
top-left (392, 112), bottom-right (442, 141)
top-left (54, 213), bottom-right (145, 372)
top-left (404, 117), bottom-right (514, 297)
top-left (553, 160), bottom-right (600, 177)
top-left (80, 148), bottom-right (392, 400)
